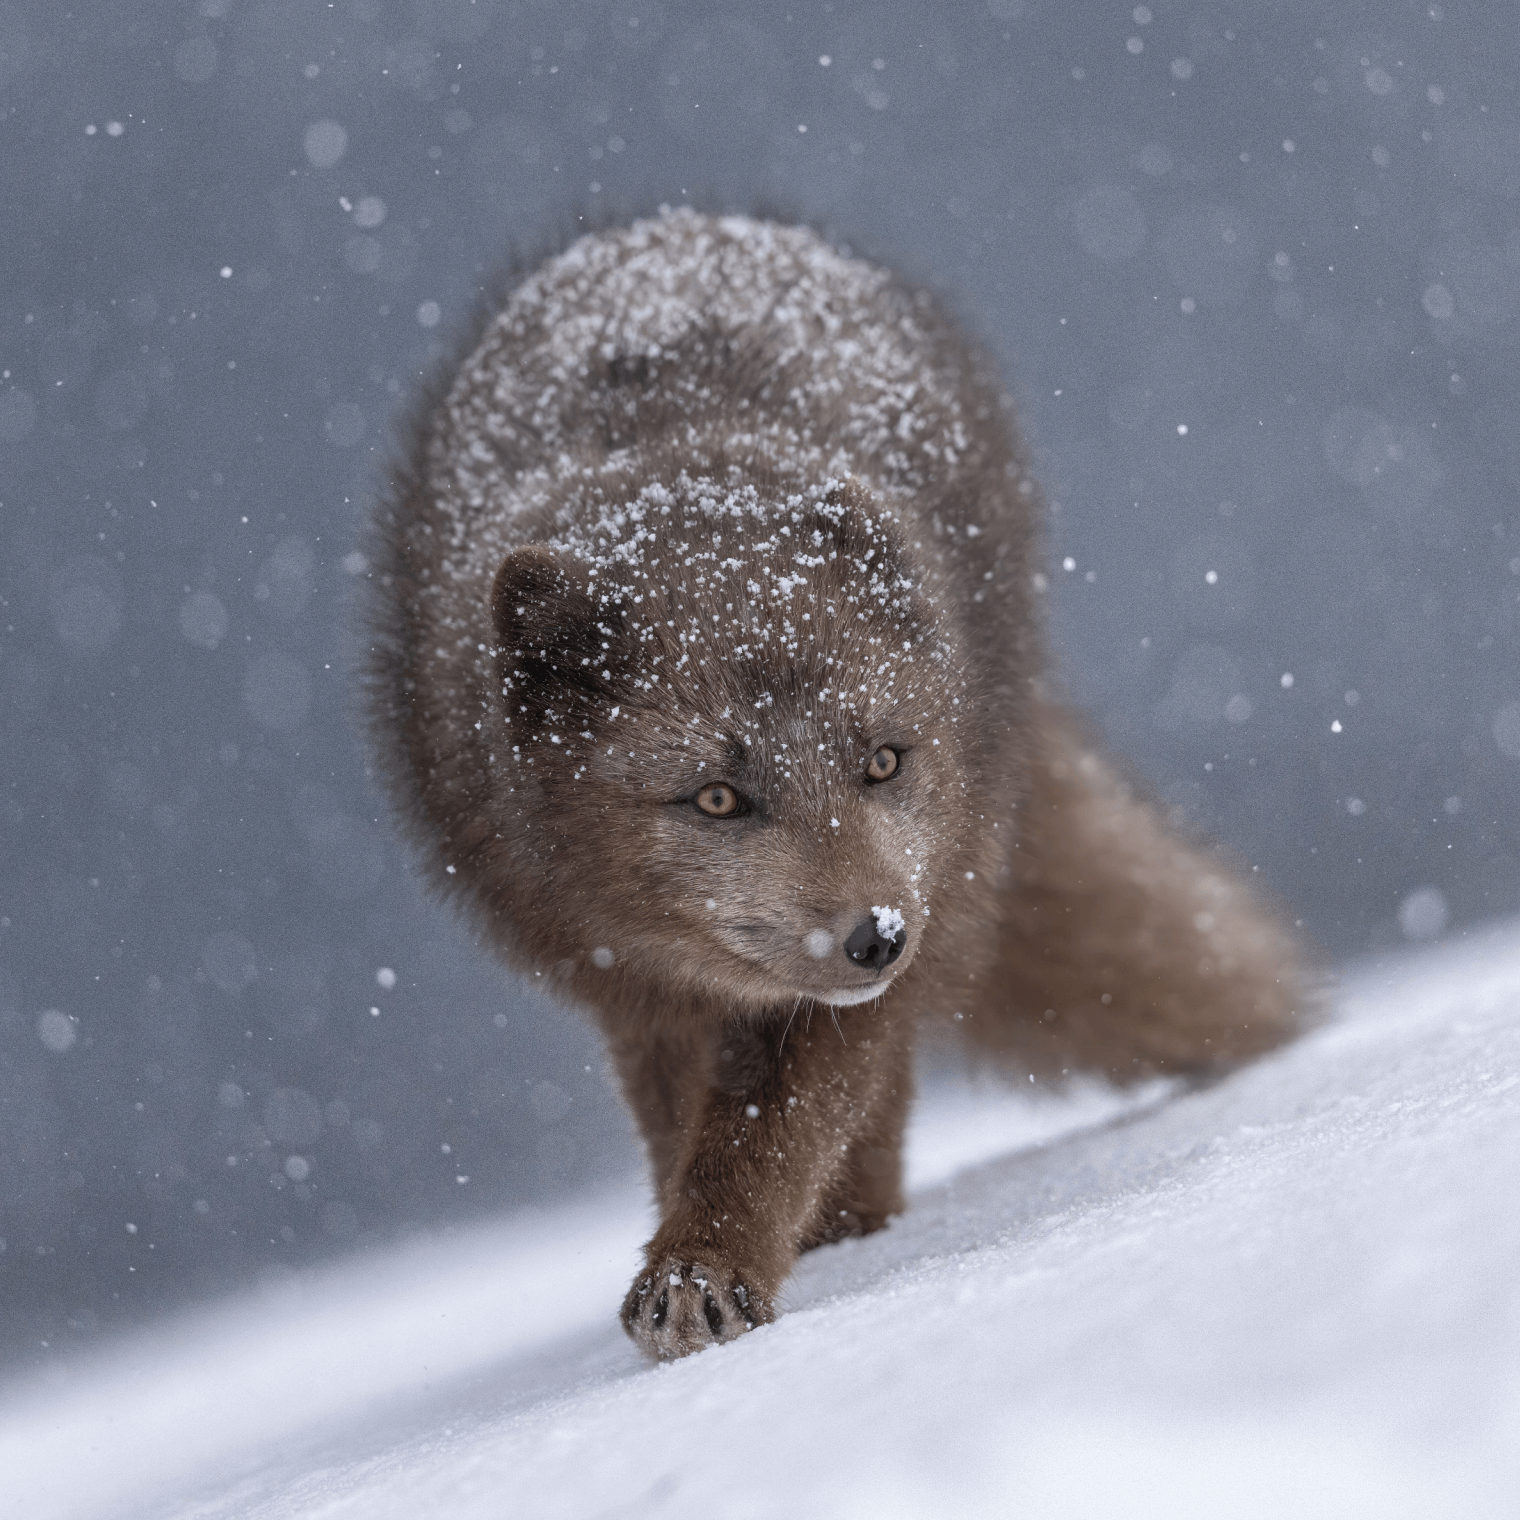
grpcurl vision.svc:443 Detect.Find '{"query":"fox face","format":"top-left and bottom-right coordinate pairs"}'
top-left (487, 478), bottom-right (973, 1014)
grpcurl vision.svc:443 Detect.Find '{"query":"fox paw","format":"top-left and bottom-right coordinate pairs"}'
top-left (620, 1259), bottom-right (763, 1361)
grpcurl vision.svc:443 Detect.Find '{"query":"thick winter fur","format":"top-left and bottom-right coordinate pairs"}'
top-left (363, 209), bottom-right (1304, 1360)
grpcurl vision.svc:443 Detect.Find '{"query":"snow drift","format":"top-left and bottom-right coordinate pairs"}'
top-left (3, 925), bottom-right (1518, 1519)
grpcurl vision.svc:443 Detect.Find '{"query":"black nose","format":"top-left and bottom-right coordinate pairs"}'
top-left (843, 915), bottom-right (906, 972)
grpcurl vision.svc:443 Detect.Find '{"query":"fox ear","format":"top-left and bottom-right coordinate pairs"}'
top-left (491, 545), bottom-right (618, 697)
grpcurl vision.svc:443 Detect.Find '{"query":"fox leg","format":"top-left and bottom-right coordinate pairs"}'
top-left (615, 1002), bottom-right (913, 1360)
top-left (598, 1016), bottom-right (715, 1208)
top-left (804, 1033), bottom-right (913, 1246)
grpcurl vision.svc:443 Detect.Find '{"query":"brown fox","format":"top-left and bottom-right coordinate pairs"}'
top-left (363, 209), bottom-right (1303, 1359)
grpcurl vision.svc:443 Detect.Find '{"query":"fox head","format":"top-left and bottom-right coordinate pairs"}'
top-left (483, 477), bottom-right (975, 1014)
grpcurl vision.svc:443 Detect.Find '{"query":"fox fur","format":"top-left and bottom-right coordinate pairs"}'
top-left (363, 208), bottom-right (1304, 1359)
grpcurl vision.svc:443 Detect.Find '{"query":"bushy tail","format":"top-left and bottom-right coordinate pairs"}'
top-left (956, 708), bottom-right (1310, 1084)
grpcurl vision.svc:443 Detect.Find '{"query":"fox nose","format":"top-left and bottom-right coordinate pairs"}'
top-left (843, 915), bottom-right (906, 972)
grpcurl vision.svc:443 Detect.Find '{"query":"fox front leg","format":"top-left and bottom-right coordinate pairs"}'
top-left (619, 1008), bottom-right (912, 1360)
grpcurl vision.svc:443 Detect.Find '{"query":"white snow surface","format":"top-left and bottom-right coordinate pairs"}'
top-left (5, 926), bottom-right (1520, 1519)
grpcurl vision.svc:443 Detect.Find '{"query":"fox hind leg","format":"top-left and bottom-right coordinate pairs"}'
top-left (803, 1031), bottom-right (913, 1248)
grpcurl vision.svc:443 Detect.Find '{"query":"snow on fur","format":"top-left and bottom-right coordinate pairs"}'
top-left (406, 207), bottom-right (981, 764)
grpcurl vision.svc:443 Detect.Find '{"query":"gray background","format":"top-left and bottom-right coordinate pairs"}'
top-left (2, 0), bottom-right (1517, 1367)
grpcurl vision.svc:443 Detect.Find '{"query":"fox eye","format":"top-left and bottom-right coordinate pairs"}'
top-left (865, 746), bottom-right (899, 783)
top-left (695, 783), bottom-right (741, 817)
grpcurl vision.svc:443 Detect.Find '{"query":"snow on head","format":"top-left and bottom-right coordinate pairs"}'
top-left (872, 905), bottom-right (905, 939)
top-left (387, 207), bottom-right (989, 840)
top-left (420, 206), bottom-right (978, 627)
top-left (434, 207), bottom-right (967, 513)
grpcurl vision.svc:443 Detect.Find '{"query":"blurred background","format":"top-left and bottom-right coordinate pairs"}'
top-left (2, 0), bottom-right (1517, 1367)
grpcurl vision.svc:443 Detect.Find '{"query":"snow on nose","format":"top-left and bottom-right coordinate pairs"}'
top-left (844, 912), bottom-right (906, 972)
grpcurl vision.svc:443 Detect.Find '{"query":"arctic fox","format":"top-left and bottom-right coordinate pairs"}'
top-left (364, 209), bottom-right (1303, 1359)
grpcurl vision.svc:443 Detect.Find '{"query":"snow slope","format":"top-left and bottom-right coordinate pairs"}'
top-left (4, 927), bottom-right (1519, 1520)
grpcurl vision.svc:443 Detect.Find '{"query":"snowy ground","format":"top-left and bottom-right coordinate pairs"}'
top-left (5, 927), bottom-right (1519, 1520)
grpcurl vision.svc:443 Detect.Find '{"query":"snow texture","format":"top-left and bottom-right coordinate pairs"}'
top-left (873, 904), bottom-right (907, 939)
top-left (5, 925), bottom-right (1518, 1520)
